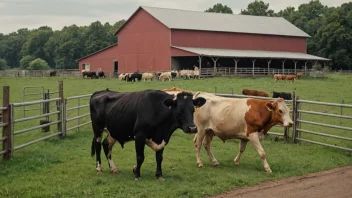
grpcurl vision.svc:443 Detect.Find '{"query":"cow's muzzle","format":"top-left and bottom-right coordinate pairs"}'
top-left (188, 126), bottom-right (197, 133)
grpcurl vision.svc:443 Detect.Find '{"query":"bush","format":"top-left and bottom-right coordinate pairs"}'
top-left (0, 58), bottom-right (8, 70)
top-left (28, 58), bottom-right (50, 70)
top-left (20, 55), bottom-right (36, 69)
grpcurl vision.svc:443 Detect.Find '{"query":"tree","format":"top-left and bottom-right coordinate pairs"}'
top-left (241, 0), bottom-right (275, 16)
top-left (205, 3), bottom-right (233, 14)
top-left (83, 21), bottom-right (111, 55)
top-left (0, 58), bottom-right (8, 70)
top-left (20, 55), bottom-right (35, 69)
top-left (28, 58), bottom-right (50, 70)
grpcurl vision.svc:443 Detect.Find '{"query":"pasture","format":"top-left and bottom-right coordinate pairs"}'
top-left (0, 74), bottom-right (351, 198)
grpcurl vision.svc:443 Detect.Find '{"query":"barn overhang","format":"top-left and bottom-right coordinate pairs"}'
top-left (171, 46), bottom-right (330, 61)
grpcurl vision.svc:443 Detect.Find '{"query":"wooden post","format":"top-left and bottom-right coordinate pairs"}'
top-left (234, 58), bottom-right (239, 75)
top-left (212, 57), bottom-right (218, 76)
top-left (252, 59), bottom-right (256, 77)
top-left (198, 56), bottom-right (202, 78)
top-left (294, 60), bottom-right (298, 74)
top-left (57, 81), bottom-right (64, 137)
top-left (267, 60), bottom-right (272, 75)
top-left (282, 60), bottom-right (286, 74)
top-left (2, 86), bottom-right (11, 160)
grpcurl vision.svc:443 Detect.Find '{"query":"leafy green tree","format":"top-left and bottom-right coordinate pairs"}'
top-left (83, 21), bottom-right (111, 55)
top-left (241, 0), bottom-right (275, 16)
top-left (0, 58), bottom-right (8, 70)
top-left (205, 3), bottom-right (233, 14)
top-left (28, 58), bottom-right (50, 70)
top-left (20, 55), bottom-right (36, 69)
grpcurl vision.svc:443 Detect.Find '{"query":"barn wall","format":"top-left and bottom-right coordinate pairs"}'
top-left (78, 45), bottom-right (118, 73)
top-left (171, 30), bottom-right (307, 53)
top-left (171, 47), bottom-right (198, 57)
top-left (117, 9), bottom-right (171, 73)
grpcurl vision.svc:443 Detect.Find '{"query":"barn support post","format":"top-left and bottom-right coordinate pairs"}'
top-left (282, 60), bottom-right (286, 74)
top-left (267, 59), bottom-right (272, 75)
top-left (251, 59), bottom-right (256, 77)
top-left (233, 58), bottom-right (239, 75)
top-left (293, 60), bottom-right (298, 74)
top-left (198, 55), bottom-right (203, 78)
top-left (2, 86), bottom-right (11, 160)
top-left (211, 57), bottom-right (219, 76)
top-left (304, 61), bottom-right (308, 75)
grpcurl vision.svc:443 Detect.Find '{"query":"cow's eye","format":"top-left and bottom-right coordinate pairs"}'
top-left (279, 109), bottom-right (283, 114)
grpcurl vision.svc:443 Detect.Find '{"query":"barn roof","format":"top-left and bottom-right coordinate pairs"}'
top-left (171, 46), bottom-right (330, 61)
top-left (138, 6), bottom-right (310, 38)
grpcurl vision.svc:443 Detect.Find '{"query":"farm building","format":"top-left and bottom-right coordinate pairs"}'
top-left (77, 6), bottom-right (329, 76)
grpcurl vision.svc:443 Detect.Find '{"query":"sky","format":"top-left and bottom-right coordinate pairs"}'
top-left (0, 0), bottom-right (349, 34)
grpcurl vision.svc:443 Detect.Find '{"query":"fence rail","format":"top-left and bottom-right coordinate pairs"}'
top-left (1, 82), bottom-right (351, 161)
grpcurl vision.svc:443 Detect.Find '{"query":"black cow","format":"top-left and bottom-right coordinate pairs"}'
top-left (83, 71), bottom-right (97, 79)
top-left (90, 89), bottom-right (206, 180)
top-left (129, 72), bottom-right (142, 82)
top-left (171, 71), bottom-right (177, 79)
top-left (98, 71), bottom-right (105, 78)
top-left (273, 91), bottom-right (292, 100)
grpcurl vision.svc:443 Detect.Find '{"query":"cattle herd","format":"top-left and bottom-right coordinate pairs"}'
top-left (118, 67), bottom-right (200, 82)
top-left (89, 87), bottom-right (293, 180)
top-left (273, 72), bottom-right (303, 83)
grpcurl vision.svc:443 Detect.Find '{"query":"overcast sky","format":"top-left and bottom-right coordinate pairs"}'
top-left (0, 0), bottom-right (349, 34)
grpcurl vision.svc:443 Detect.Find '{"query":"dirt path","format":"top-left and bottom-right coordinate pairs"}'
top-left (211, 165), bottom-right (352, 198)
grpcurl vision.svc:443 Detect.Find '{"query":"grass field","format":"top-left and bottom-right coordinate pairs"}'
top-left (0, 74), bottom-right (351, 198)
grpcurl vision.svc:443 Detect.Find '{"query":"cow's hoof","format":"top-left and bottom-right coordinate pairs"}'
top-left (212, 161), bottom-right (220, 166)
top-left (157, 176), bottom-right (165, 181)
top-left (234, 161), bottom-right (240, 166)
top-left (135, 177), bottom-right (140, 181)
top-left (111, 169), bottom-right (120, 174)
top-left (132, 165), bottom-right (137, 173)
top-left (265, 169), bottom-right (272, 174)
top-left (198, 164), bottom-right (204, 168)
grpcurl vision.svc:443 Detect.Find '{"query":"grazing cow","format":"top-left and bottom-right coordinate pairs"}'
top-left (83, 71), bottom-right (97, 79)
top-left (242, 89), bottom-right (269, 97)
top-left (98, 71), bottom-right (105, 78)
top-left (118, 73), bottom-right (126, 80)
top-left (284, 75), bottom-right (296, 83)
top-left (49, 70), bottom-right (57, 77)
top-left (159, 72), bottom-right (172, 81)
top-left (274, 74), bottom-right (285, 82)
top-left (90, 89), bottom-right (206, 180)
top-left (296, 72), bottom-right (303, 79)
top-left (142, 73), bottom-right (154, 81)
top-left (193, 66), bottom-right (200, 79)
top-left (192, 92), bottom-right (293, 173)
top-left (272, 91), bottom-right (292, 100)
top-left (129, 72), bottom-right (142, 82)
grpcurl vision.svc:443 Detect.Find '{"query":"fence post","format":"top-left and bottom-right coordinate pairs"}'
top-left (294, 96), bottom-right (301, 143)
top-left (2, 86), bottom-right (11, 160)
top-left (292, 90), bottom-right (297, 143)
top-left (341, 100), bottom-right (344, 115)
top-left (58, 80), bottom-right (64, 137)
top-left (231, 88), bottom-right (234, 95)
top-left (78, 98), bottom-right (80, 131)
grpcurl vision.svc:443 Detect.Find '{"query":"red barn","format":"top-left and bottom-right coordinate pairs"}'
top-left (77, 6), bottom-right (329, 76)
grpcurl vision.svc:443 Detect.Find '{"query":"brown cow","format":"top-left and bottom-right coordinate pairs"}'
top-left (192, 92), bottom-right (293, 173)
top-left (296, 72), bottom-right (303, 79)
top-left (284, 75), bottom-right (296, 83)
top-left (242, 89), bottom-right (269, 97)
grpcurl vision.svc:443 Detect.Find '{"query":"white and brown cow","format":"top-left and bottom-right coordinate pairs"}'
top-left (192, 92), bottom-right (293, 173)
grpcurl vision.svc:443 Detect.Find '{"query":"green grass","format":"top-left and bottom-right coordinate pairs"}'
top-left (0, 74), bottom-right (351, 198)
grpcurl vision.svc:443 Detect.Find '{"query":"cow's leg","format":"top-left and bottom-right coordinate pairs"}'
top-left (94, 136), bottom-right (103, 174)
top-left (193, 131), bottom-right (206, 168)
top-left (248, 132), bottom-right (272, 173)
top-left (203, 132), bottom-right (219, 166)
top-left (133, 133), bottom-right (146, 180)
top-left (146, 139), bottom-right (166, 152)
top-left (102, 134), bottom-right (119, 174)
top-left (234, 139), bottom-right (248, 165)
top-left (155, 148), bottom-right (165, 180)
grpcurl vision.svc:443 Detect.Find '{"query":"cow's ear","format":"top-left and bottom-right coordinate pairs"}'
top-left (266, 102), bottom-right (276, 111)
top-left (193, 97), bottom-right (206, 108)
top-left (163, 98), bottom-right (175, 108)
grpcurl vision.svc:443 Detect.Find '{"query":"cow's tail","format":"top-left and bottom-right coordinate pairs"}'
top-left (91, 137), bottom-right (96, 157)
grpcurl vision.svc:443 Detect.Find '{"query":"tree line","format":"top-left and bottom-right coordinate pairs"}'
top-left (0, 0), bottom-right (351, 70)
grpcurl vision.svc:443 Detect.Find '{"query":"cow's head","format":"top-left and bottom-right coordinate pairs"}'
top-left (163, 92), bottom-right (206, 133)
top-left (266, 98), bottom-right (293, 127)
